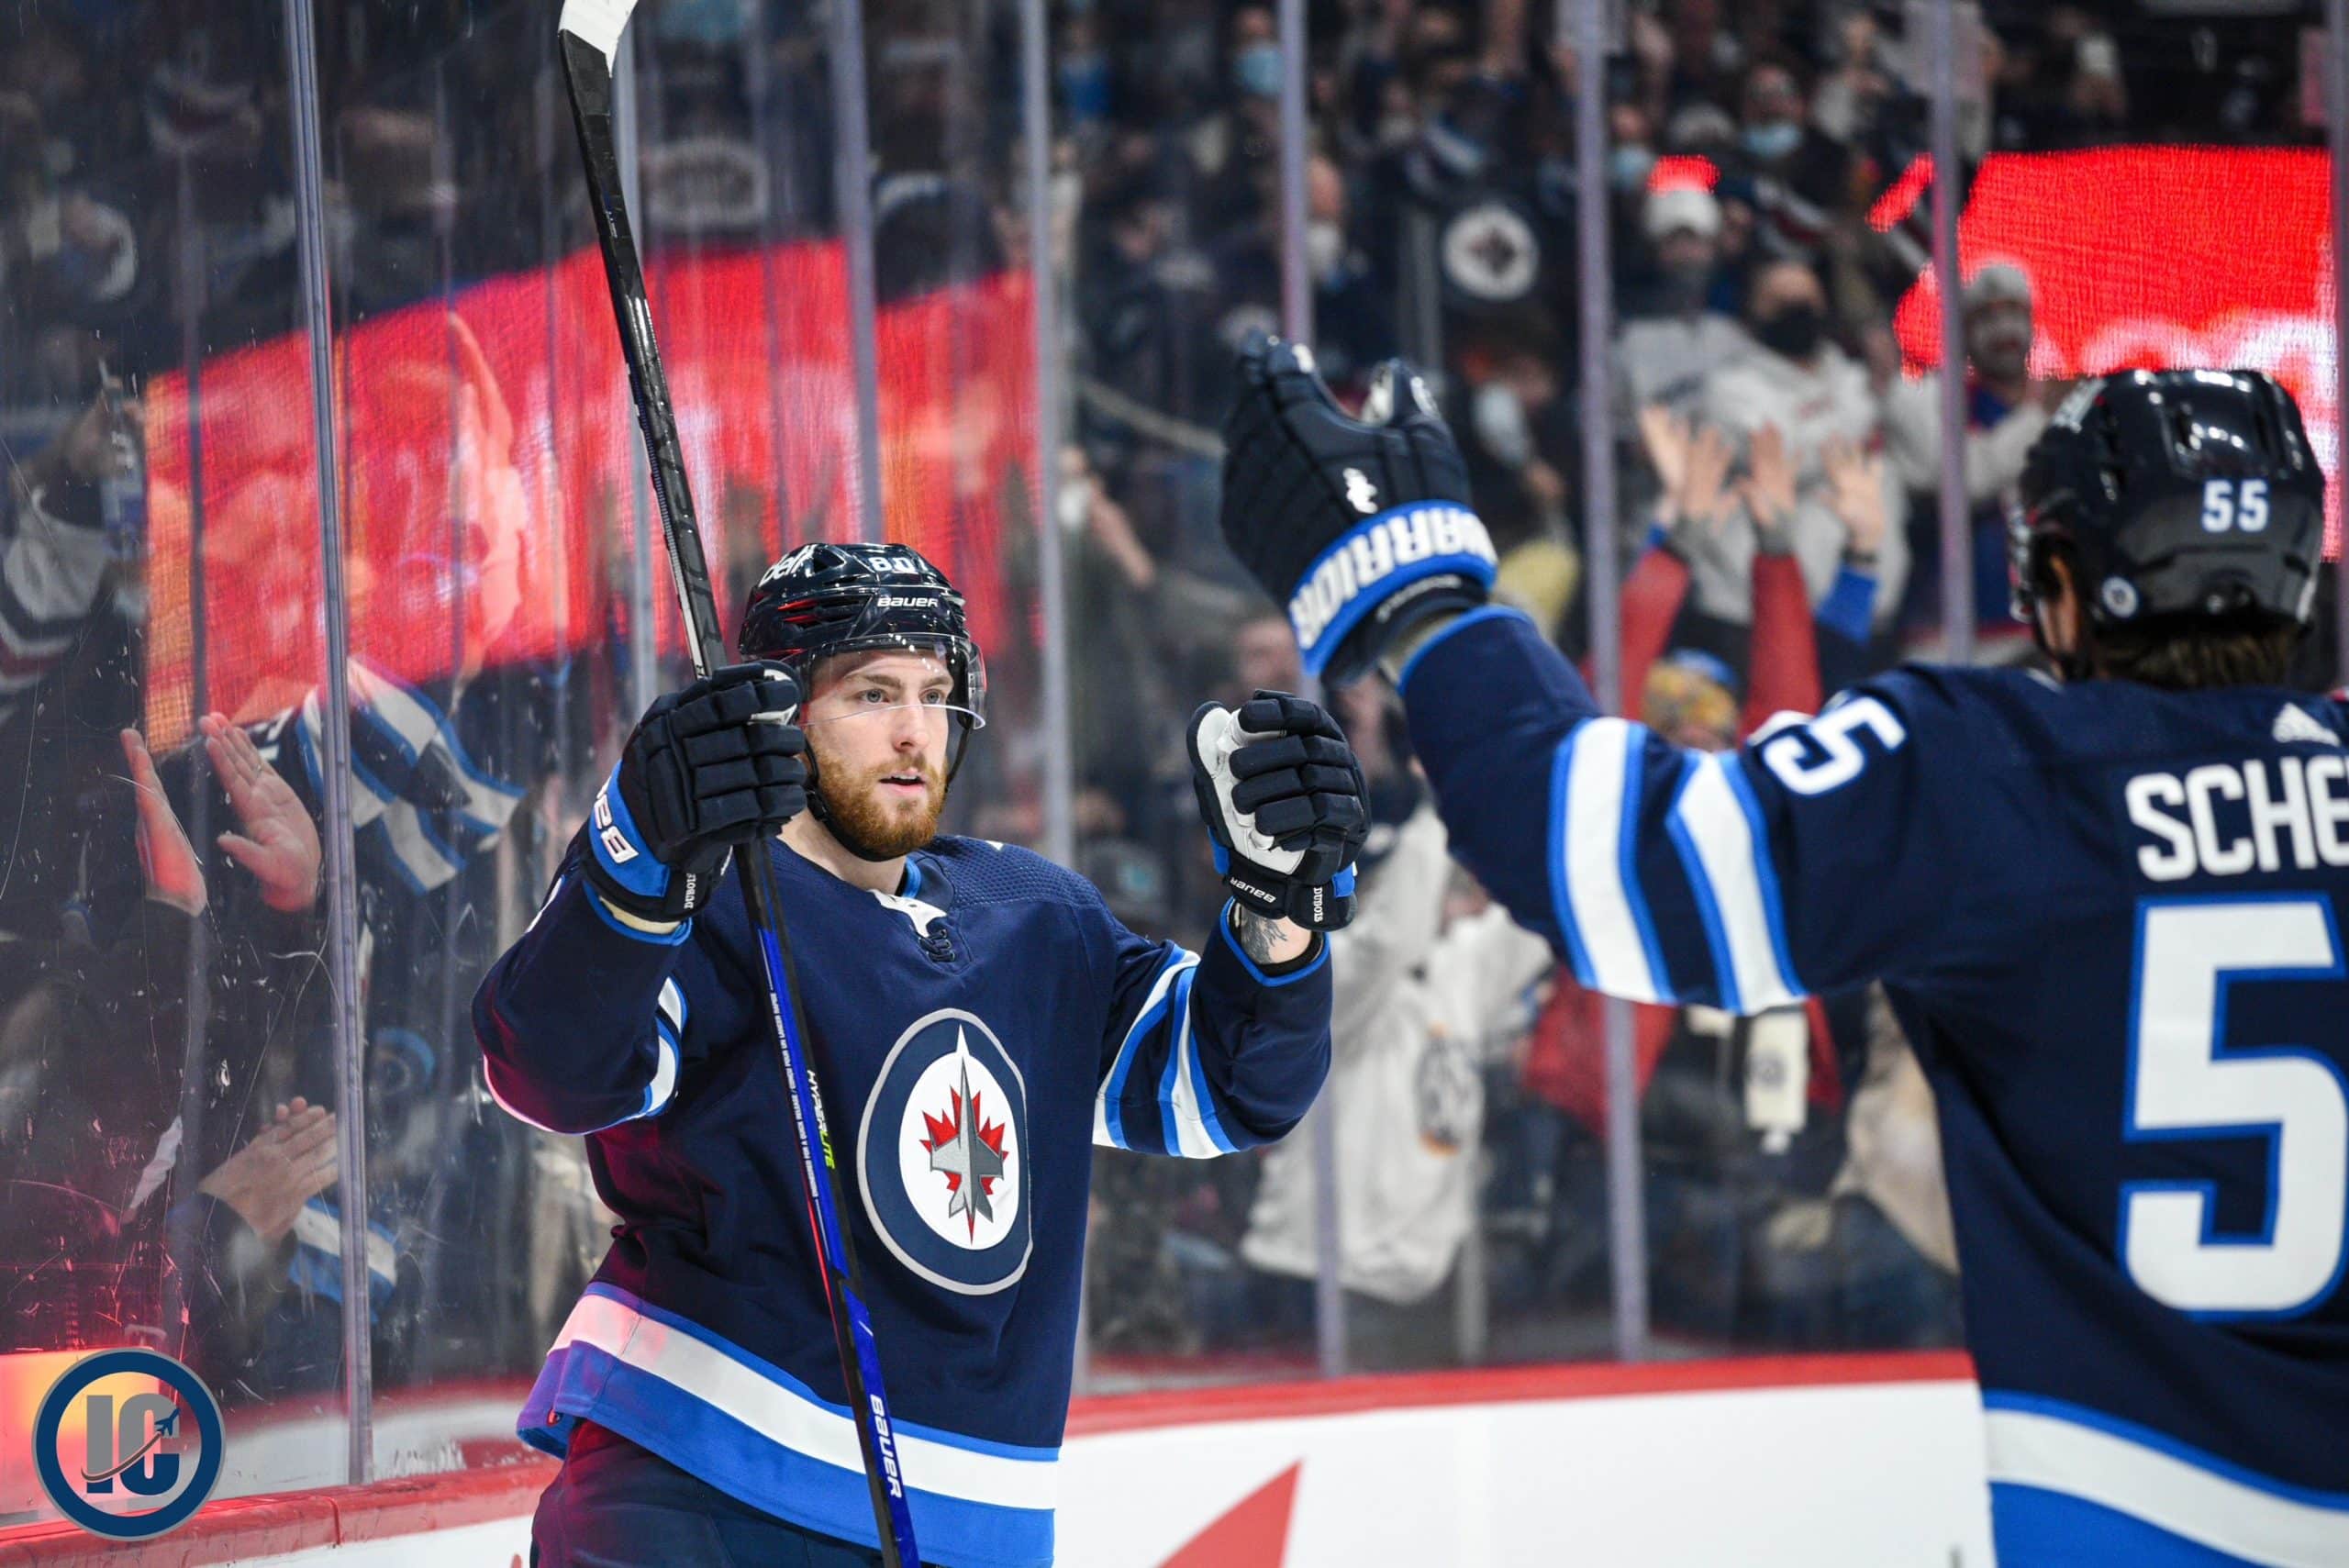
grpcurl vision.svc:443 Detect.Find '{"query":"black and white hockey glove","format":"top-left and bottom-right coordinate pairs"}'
top-left (584, 662), bottom-right (807, 925)
top-left (1188, 691), bottom-right (1368, 931)
top-left (1220, 334), bottom-right (1491, 686)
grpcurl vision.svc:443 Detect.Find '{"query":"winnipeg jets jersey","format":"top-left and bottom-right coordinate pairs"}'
top-left (473, 835), bottom-right (1330, 1568)
top-left (1400, 607), bottom-right (2349, 1568)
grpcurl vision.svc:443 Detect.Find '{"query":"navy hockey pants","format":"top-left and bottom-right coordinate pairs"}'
top-left (531, 1422), bottom-right (932, 1568)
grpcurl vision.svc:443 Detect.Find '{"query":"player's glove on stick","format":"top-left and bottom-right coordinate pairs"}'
top-left (1220, 334), bottom-right (1491, 685)
top-left (1189, 691), bottom-right (1368, 931)
top-left (585, 662), bottom-right (808, 923)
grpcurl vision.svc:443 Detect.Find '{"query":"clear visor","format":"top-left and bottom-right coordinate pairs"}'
top-left (803, 696), bottom-right (985, 730)
top-left (796, 632), bottom-right (987, 729)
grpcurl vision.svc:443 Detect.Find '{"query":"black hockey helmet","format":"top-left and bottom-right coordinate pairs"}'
top-left (2011, 370), bottom-right (2323, 638)
top-left (740, 539), bottom-right (986, 762)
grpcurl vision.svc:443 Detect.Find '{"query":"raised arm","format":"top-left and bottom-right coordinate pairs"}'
top-left (1094, 689), bottom-right (1367, 1152)
top-left (1217, 339), bottom-right (1969, 1010)
top-left (473, 662), bottom-right (805, 1133)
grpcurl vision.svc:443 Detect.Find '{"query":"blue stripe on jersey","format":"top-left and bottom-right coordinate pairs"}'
top-left (1724, 755), bottom-right (1803, 997)
top-left (1550, 720), bottom-right (1671, 1002)
top-left (1547, 731), bottom-right (1600, 991)
top-left (1154, 963), bottom-right (1199, 1156)
top-left (1990, 1485), bottom-right (2270, 1568)
top-left (520, 1284), bottom-right (1055, 1568)
top-left (1618, 722), bottom-right (1675, 1001)
top-left (1664, 755), bottom-right (1743, 1013)
top-left (1216, 904), bottom-right (1331, 986)
top-left (1983, 1392), bottom-right (2349, 1511)
top-left (1182, 997), bottom-right (1241, 1154)
top-left (1666, 753), bottom-right (1802, 1013)
top-left (641, 1023), bottom-right (680, 1118)
top-left (1097, 951), bottom-right (1197, 1152)
top-left (1148, 963), bottom-right (1231, 1156)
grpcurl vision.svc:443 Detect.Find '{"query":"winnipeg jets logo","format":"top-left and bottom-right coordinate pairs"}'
top-left (1343, 468), bottom-right (1379, 515)
top-left (921, 1044), bottom-right (1008, 1240)
top-left (859, 1009), bottom-right (1030, 1293)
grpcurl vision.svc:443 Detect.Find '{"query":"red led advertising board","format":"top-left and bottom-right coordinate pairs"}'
top-left (139, 242), bottom-right (1033, 744)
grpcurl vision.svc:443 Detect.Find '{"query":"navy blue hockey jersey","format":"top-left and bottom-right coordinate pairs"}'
top-left (473, 836), bottom-right (1330, 1568)
top-left (1400, 607), bottom-right (2349, 1568)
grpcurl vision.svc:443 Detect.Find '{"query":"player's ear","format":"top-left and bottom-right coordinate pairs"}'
top-left (2036, 549), bottom-right (2086, 663)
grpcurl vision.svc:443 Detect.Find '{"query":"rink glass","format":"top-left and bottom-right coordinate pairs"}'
top-left (0, 0), bottom-right (343, 1514)
top-left (2, 0), bottom-right (2338, 1529)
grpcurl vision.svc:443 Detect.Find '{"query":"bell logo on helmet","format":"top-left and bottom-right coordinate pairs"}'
top-left (759, 545), bottom-right (820, 585)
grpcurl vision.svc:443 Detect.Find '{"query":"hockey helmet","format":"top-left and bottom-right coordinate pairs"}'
top-left (740, 539), bottom-right (985, 784)
top-left (2011, 369), bottom-right (2323, 633)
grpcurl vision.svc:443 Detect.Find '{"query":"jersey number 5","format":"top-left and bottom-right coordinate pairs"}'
top-left (1758, 696), bottom-right (1907, 796)
top-left (2122, 897), bottom-right (2349, 1318)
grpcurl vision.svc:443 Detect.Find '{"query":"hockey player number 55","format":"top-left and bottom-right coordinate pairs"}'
top-left (2122, 897), bottom-right (2349, 1319)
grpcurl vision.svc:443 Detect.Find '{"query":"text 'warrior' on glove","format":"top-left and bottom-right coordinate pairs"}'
top-left (584, 663), bottom-right (808, 929)
top-left (1219, 335), bottom-right (1493, 685)
top-left (1189, 691), bottom-right (1368, 931)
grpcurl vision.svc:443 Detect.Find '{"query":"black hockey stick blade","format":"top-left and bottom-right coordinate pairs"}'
top-left (555, 6), bottom-right (921, 1562)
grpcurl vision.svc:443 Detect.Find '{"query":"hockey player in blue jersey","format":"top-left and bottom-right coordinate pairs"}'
top-left (473, 541), bottom-right (1364, 1567)
top-left (1217, 343), bottom-right (2348, 1568)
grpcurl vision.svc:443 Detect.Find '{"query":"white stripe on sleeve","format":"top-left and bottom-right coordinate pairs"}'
top-left (1670, 754), bottom-right (1800, 1013)
top-left (1557, 718), bottom-right (1669, 1004)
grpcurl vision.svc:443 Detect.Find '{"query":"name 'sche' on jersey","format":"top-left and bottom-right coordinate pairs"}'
top-left (1401, 608), bottom-right (2349, 1568)
top-left (473, 836), bottom-right (1330, 1568)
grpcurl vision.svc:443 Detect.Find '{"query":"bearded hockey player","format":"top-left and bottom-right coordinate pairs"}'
top-left (1219, 346), bottom-right (2348, 1568)
top-left (473, 541), bottom-right (1364, 1567)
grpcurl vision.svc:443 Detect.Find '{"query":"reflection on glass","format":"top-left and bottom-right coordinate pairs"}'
top-left (0, 0), bottom-right (353, 1517)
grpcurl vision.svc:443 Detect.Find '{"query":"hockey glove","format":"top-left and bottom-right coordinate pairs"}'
top-left (1189, 691), bottom-right (1368, 931)
top-left (1220, 334), bottom-right (1492, 685)
top-left (584, 662), bottom-right (808, 924)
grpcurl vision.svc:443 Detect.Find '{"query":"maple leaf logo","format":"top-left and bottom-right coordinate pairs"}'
top-left (920, 1037), bottom-right (1009, 1240)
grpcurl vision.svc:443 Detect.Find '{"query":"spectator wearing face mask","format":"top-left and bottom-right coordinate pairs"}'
top-left (1453, 311), bottom-right (1573, 556)
top-left (1210, 154), bottom-right (1396, 395)
top-left (1192, 4), bottom-right (1286, 235)
top-left (1617, 183), bottom-right (1753, 417)
top-left (1882, 262), bottom-right (2052, 658)
top-left (1729, 61), bottom-right (1848, 261)
top-left (1691, 259), bottom-right (1907, 653)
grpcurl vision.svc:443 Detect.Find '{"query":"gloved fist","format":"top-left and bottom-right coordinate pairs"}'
top-left (1188, 691), bottom-right (1368, 931)
top-left (1219, 335), bottom-right (1492, 685)
top-left (584, 662), bottom-right (807, 924)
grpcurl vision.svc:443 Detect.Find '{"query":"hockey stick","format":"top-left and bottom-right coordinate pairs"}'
top-left (555, 7), bottom-right (920, 1563)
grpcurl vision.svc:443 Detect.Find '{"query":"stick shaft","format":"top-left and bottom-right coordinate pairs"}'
top-left (559, 28), bottom-right (918, 1564)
